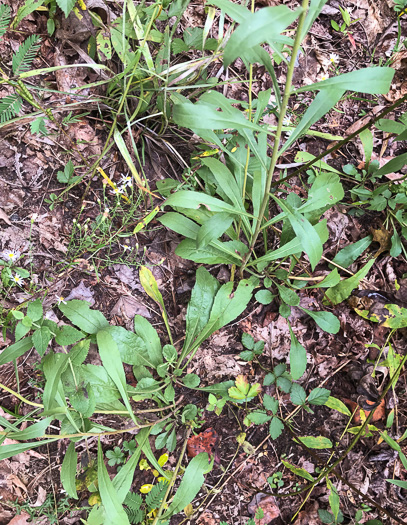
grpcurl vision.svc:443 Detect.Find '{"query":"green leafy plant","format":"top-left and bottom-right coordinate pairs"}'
top-left (0, 265), bottom-right (254, 521)
top-left (330, 6), bottom-right (360, 35)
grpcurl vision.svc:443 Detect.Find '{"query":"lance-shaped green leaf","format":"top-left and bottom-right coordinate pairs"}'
top-left (6, 416), bottom-right (53, 440)
top-left (288, 323), bottom-right (307, 380)
top-left (97, 440), bottom-right (130, 525)
top-left (162, 453), bottom-right (213, 518)
top-left (164, 190), bottom-right (250, 215)
top-left (139, 266), bottom-right (165, 311)
top-left (324, 259), bottom-right (375, 305)
top-left (0, 336), bottom-right (33, 366)
top-left (183, 267), bottom-right (220, 353)
top-left (272, 195), bottom-right (323, 270)
top-left (0, 439), bottom-right (58, 460)
top-left (61, 442), bottom-right (78, 499)
top-left (196, 213), bottom-right (235, 249)
top-left (282, 459), bottom-right (314, 482)
top-left (96, 330), bottom-right (137, 424)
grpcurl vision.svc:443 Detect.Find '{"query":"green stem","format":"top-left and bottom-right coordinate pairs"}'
top-left (240, 0), bottom-right (309, 275)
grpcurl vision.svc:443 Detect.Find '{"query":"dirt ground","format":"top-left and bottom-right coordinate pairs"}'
top-left (1, 0), bottom-right (407, 523)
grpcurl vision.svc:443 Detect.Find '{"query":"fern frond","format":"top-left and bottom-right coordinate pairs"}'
top-left (145, 481), bottom-right (167, 510)
top-left (124, 492), bottom-right (143, 524)
top-left (12, 35), bottom-right (41, 76)
top-left (0, 4), bottom-right (11, 39)
top-left (0, 95), bottom-right (23, 123)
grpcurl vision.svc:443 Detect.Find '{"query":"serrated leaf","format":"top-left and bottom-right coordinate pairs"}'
top-left (269, 417), bottom-right (284, 439)
top-left (290, 383), bottom-right (306, 406)
top-left (32, 326), bottom-right (52, 356)
top-left (246, 410), bottom-right (272, 425)
top-left (59, 300), bottom-right (109, 334)
top-left (56, 0), bottom-right (77, 18)
top-left (308, 387), bottom-right (330, 406)
top-left (263, 394), bottom-right (278, 414)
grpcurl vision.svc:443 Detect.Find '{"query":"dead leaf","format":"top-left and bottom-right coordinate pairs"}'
top-left (112, 264), bottom-right (142, 291)
top-left (248, 494), bottom-right (279, 525)
top-left (371, 226), bottom-right (392, 257)
top-left (111, 295), bottom-right (151, 318)
top-left (5, 512), bottom-right (31, 525)
top-left (65, 280), bottom-right (95, 305)
top-left (32, 486), bottom-right (47, 507)
top-left (343, 398), bottom-right (386, 424)
top-left (0, 207), bottom-right (11, 225)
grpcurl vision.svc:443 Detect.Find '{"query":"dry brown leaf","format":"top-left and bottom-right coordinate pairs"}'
top-left (111, 295), bottom-right (151, 318)
top-left (0, 207), bottom-right (11, 225)
top-left (343, 398), bottom-right (386, 424)
top-left (371, 226), bottom-right (392, 257)
top-left (5, 512), bottom-right (31, 525)
top-left (248, 494), bottom-right (279, 525)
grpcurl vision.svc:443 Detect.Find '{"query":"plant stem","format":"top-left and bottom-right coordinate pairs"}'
top-left (240, 0), bottom-right (309, 276)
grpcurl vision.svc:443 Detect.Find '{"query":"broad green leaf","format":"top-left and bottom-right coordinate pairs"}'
top-left (139, 266), bottom-right (165, 310)
top-left (290, 383), bottom-right (306, 406)
top-left (325, 396), bottom-right (351, 416)
top-left (255, 289), bottom-right (275, 304)
top-left (386, 479), bottom-right (407, 489)
top-left (288, 324), bottom-right (307, 380)
top-left (300, 173), bottom-right (344, 215)
top-left (55, 325), bottom-right (84, 346)
top-left (43, 352), bottom-right (70, 411)
top-left (7, 416), bottom-right (52, 440)
top-left (311, 269), bottom-right (341, 288)
top-left (272, 195), bottom-right (323, 269)
top-left (202, 158), bottom-right (244, 210)
top-left (282, 459), bottom-right (314, 482)
top-left (192, 278), bottom-right (255, 350)
top-left (61, 442), bottom-right (78, 499)
top-left (172, 101), bottom-right (265, 134)
top-left (104, 325), bottom-right (150, 366)
top-left (184, 267), bottom-right (220, 353)
top-left (269, 417), bottom-right (284, 439)
top-left (246, 410), bottom-right (272, 425)
top-left (295, 435), bottom-right (332, 449)
top-left (324, 259), bottom-right (375, 305)
top-left (381, 304), bottom-right (407, 329)
top-left (56, 0), bottom-right (76, 18)
top-left (360, 128), bottom-right (373, 164)
top-left (276, 283), bottom-right (299, 306)
top-left (294, 151), bottom-right (342, 174)
top-left (182, 374), bottom-right (201, 388)
top-left (307, 387), bottom-right (330, 405)
top-left (263, 394), bottom-right (279, 414)
top-left (0, 439), bottom-right (58, 461)
top-left (97, 330), bottom-right (137, 424)
top-left (32, 326), bottom-right (52, 357)
top-left (331, 235), bottom-right (372, 268)
top-left (326, 478), bottom-right (340, 521)
top-left (223, 6), bottom-right (300, 68)
top-left (97, 440), bottom-right (130, 525)
top-left (175, 238), bottom-right (245, 265)
top-left (162, 453), bottom-right (213, 518)
top-left (375, 118), bottom-right (406, 135)
top-left (208, 0), bottom-right (250, 24)
top-left (295, 67), bottom-right (395, 96)
top-left (133, 317), bottom-right (163, 367)
top-left (196, 213), bottom-right (234, 248)
top-left (301, 308), bottom-right (340, 334)
top-left (59, 300), bottom-right (109, 334)
top-left (158, 212), bottom-right (199, 239)
top-left (0, 336), bottom-right (33, 366)
top-left (373, 152), bottom-right (407, 177)
top-left (27, 298), bottom-right (43, 322)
